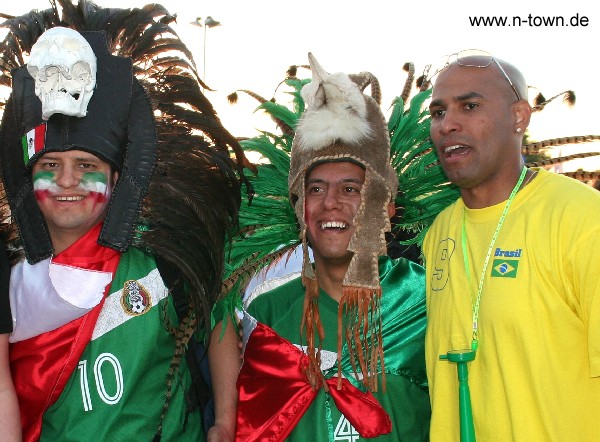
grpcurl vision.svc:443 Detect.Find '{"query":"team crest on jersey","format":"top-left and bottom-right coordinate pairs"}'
top-left (121, 280), bottom-right (152, 316)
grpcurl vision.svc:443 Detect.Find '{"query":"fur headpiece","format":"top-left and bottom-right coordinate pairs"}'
top-left (289, 53), bottom-right (398, 390)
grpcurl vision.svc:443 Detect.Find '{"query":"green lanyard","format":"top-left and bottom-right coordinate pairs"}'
top-left (461, 166), bottom-right (527, 352)
top-left (442, 167), bottom-right (528, 442)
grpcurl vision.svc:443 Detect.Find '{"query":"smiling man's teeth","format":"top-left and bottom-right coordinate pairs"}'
top-left (444, 145), bottom-right (464, 154)
top-left (321, 221), bottom-right (347, 229)
top-left (55, 196), bottom-right (85, 202)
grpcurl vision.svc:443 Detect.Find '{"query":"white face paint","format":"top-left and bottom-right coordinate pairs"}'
top-left (27, 27), bottom-right (97, 120)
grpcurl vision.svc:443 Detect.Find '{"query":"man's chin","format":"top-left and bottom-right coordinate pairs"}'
top-left (314, 251), bottom-right (354, 267)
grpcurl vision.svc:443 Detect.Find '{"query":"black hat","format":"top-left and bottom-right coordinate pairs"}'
top-left (0, 29), bottom-right (157, 263)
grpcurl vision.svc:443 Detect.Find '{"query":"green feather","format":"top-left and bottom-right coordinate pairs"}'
top-left (389, 90), bottom-right (460, 246)
top-left (257, 102), bottom-right (300, 132)
top-left (215, 73), bottom-right (459, 325)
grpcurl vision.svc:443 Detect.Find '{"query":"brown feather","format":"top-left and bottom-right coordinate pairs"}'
top-left (563, 171), bottom-right (600, 180)
top-left (532, 90), bottom-right (576, 112)
top-left (526, 151), bottom-right (600, 167)
top-left (400, 62), bottom-right (415, 105)
top-left (522, 135), bottom-right (600, 155)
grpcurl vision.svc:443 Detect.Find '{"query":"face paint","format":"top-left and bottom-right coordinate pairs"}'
top-left (33, 171), bottom-right (60, 201)
top-left (32, 170), bottom-right (110, 203)
top-left (80, 171), bottom-right (109, 203)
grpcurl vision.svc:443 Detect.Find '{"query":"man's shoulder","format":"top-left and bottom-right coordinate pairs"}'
top-left (534, 169), bottom-right (600, 211)
top-left (246, 275), bottom-right (304, 325)
top-left (537, 168), bottom-right (594, 190)
top-left (379, 256), bottom-right (426, 305)
top-left (247, 275), bottom-right (304, 308)
top-left (112, 247), bottom-right (160, 284)
top-left (379, 255), bottom-right (424, 279)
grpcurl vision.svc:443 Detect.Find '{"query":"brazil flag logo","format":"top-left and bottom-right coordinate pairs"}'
top-left (491, 259), bottom-right (519, 278)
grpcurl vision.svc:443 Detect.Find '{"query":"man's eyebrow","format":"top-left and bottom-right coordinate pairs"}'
top-left (306, 177), bottom-right (362, 184)
top-left (429, 92), bottom-right (485, 109)
top-left (456, 92), bottom-right (484, 101)
top-left (340, 178), bottom-right (363, 184)
top-left (429, 98), bottom-right (444, 108)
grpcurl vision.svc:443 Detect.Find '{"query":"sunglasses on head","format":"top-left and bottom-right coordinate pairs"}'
top-left (425, 49), bottom-right (522, 101)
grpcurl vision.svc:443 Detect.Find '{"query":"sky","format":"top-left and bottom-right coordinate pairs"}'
top-left (4, 0), bottom-right (600, 171)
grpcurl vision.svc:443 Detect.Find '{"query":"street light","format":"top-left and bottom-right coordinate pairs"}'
top-left (191, 16), bottom-right (221, 90)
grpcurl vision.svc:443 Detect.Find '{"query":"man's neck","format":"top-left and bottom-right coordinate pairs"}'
top-left (50, 224), bottom-right (101, 256)
top-left (461, 187), bottom-right (510, 209)
top-left (52, 233), bottom-right (85, 255)
top-left (314, 260), bottom-right (349, 303)
top-left (461, 166), bottom-right (527, 209)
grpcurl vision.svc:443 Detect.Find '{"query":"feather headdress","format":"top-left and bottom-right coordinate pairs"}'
top-left (0, 3), bottom-right (250, 436)
top-left (219, 54), bottom-right (600, 394)
top-left (0, 0), bottom-right (249, 333)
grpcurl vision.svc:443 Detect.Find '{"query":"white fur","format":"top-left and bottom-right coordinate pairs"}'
top-left (296, 106), bottom-right (372, 150)
top-left (298, 53), bottom-right (371, 151)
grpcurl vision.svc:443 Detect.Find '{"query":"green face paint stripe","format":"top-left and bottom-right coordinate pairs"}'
top-left (81, 172), bottom-right (108, 185)
top-left (80, 172), bottom-right (108, 194)
top-left (33, 171), bottom-right (56, 182)
top-left (33, 172), bottom-right (56, 191)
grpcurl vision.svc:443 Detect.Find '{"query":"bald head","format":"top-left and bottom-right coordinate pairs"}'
top-left (439, 56), bottom-right (528, 102)
top-left (495, 58), bottom-right (528, 101)
top-left (434, 57), bottom-right (528, 101)
top-left (428, 52), bottom-right (533, 207)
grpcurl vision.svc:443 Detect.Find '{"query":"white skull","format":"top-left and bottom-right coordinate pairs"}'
top-left (27, 27), bottom-right (97, 120)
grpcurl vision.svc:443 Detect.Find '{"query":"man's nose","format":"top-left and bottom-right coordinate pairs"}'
top-left (323, 189), bottom-right (343, 210)
top-left (439, 111), bottom-right (461, 135)
top-left (55, 168), bottom-right (79, 188)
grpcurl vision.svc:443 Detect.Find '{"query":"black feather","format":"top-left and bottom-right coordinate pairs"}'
top-left (0, 0), bottom-right (251, 333)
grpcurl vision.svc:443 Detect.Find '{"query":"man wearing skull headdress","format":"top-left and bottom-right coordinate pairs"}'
top-left (0, 3), bottom-right (247, 441)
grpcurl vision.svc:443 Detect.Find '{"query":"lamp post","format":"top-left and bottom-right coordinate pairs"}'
top-left (192, 16), bottom-right (221, 91)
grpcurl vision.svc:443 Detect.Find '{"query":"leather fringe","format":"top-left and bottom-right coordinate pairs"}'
top-left (337, 286), bottom-right (386, 392)
top-left (300, 275), bottom-right (328, 391)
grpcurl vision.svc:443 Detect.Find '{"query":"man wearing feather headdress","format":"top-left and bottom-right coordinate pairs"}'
top-left (232, 53), bottom-right (430, 441)
top-left (424, 50), bottom-right (600, 440)
top-left (0, 1), bottom-right (248, 440)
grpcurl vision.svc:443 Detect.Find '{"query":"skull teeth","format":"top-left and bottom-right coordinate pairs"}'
top-left (46, 91), bottom-right (83, 102)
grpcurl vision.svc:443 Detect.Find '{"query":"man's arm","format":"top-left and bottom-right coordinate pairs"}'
top-left (0, 333), bottom-right (21, 441)
top-left (207, 318), bottom-right (241, 442)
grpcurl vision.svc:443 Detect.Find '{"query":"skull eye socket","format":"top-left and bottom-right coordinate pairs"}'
top-left (45, 66), bottom-right (61, 77)
top-left (72, 61), bottom-right (91, 81)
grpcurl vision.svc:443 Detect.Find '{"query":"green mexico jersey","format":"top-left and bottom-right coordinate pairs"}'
top-left (40, 248), bottom-right (203, 441)
top-left (246, 256), bottom-right (430, 441)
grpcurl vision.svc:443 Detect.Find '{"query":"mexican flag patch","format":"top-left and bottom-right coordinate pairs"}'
top-left (22, 124), bottom-right (46, 164)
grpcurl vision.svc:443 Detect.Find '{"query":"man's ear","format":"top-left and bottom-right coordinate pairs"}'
top-left (387, 201), bottom-right (396, 220)
top-left (112, 170), bottom-right (119, 185)
top-left (513, 100), bottom-right (532, 133)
